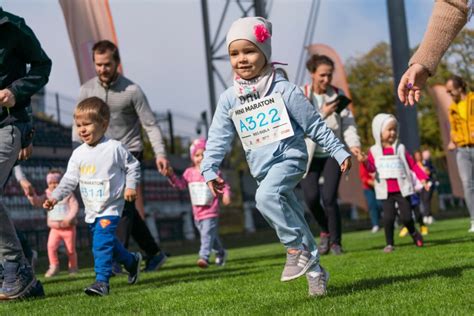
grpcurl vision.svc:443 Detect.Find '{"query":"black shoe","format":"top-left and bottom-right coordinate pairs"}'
top-left (22, 280), bottom-right (45, 299)
top-left (127, 252), bottom-right (142, 285)
top-left (0, 262), bottom-right (35, 300)
top-left (143, 252), bottom-right (167, 272)
top-left (84, 281), bottom-right (109, 296)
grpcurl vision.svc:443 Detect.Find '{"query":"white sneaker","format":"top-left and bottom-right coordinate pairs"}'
top-left (44, 265), bottom-right (60, 278)
top-left (423, 216), bottom-right (428, 225)
top-left (371, 225), bottom-right (380, 233)
top-left (427, 216), bottom-right (434, 225)
top-left (468, 222), bottom-right (474, 233)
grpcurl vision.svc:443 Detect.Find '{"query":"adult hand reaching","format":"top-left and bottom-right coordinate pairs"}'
top-left (397, 63), bottom-right (430, 106)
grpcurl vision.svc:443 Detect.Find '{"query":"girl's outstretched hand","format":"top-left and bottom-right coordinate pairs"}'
top-left (340, 157), bottom-right (352, 173)
top-left (207, 177), bottom-right (225, 197)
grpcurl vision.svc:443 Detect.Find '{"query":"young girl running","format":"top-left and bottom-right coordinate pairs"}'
top-left (166, 138), bottom-right (231, 268)
top-left (26, 169), bottom-right (79, 277)
top-left (201, 17), bottom-right (351, 297)
top-left (359, 113), bottom-right (428, 253)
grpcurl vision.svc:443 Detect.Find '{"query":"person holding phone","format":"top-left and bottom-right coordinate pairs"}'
top-left (300, 54), bottom-right (361, 255)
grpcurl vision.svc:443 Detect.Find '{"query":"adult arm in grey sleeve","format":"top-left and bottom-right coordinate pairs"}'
top-left (132, 86), bottom-right (167, 158)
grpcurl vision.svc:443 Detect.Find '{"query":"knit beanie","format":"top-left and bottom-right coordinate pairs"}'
top-left (226, 17), bottom-right (272, 62)
top-left (190, 138), bottom-right (206, 158)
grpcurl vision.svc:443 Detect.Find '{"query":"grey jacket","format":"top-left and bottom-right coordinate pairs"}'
top-left (73, 75), bottom-right (166, 157)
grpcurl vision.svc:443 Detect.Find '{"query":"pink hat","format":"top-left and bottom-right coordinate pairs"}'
top-left (190, 138), bottom-right (206, 158)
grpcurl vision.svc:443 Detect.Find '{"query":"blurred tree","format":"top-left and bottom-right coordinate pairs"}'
top-left (345, 28), bottom-right (473, 155)
top-left (346, 42), bottom-right (395, 150)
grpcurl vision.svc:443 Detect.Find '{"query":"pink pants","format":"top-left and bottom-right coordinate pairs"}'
top-left (47, 226), bottom-right (78, 269)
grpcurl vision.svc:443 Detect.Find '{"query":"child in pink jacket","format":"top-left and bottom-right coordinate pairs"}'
top-left (27, 169), bottom-right (79, 277)
top-left (166, 138), bottom-right (231, 268)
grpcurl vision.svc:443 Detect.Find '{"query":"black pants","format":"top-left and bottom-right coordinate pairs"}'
top-left (116, 151), bottom-right (161, 258)
top-left (382, 193), bottom-right (416, 246)
top-left (420, 187), bottom-right (434, 217)
top-left (116, 201), bottom-right (160, 257)
top-left (300, 157), bottom-right (342, 245)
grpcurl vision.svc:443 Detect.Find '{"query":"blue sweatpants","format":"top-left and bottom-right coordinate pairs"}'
top-left (89, 216), bottom-right (134, 283)
top-left (255, 161), bottom-right (319, 267)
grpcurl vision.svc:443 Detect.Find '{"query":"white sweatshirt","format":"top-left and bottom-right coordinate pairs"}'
top-left (52, 137), bottom-right (140, 223)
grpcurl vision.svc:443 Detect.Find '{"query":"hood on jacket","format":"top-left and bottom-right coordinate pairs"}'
top-left (371, 113), bottom-right (398, 148)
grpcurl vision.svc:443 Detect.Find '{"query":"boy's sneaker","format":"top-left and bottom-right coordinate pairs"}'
top-left (44, 265), bottom-right (60, 278)
top-left (318, 233), bottom-right (330, 255)
top-left (280, 248), bottom-right (316, 282)
top-left (0, 262), bottom-right (36, 300)
top-left (127, 252), bottom-right (142, 285)
top-left (84, 281), bottom-right (109, 296)
top-left (412, 232), bottom-right (424, 247)
top-left (143, 252), bottom-right (167, 272)
top-left (420, 225), bottom-right (429, 236)
top-left (215, 250), bottom-right (228, 267)
top-left (306, 266), bottom-right (329, 297)
top-left (383, 245), bottom-right (394, 253)
top-left (197, 258), bottom-right (209, 269)
top-left (330, 244), bottom-right (343, 255)
top-left (399, 227), bottom-right (409, 237)
top-left (371, 225), bottom-right (380, 233)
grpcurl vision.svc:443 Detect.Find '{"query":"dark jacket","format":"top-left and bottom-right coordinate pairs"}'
top-left (0, 8), bottom-right (52, 126)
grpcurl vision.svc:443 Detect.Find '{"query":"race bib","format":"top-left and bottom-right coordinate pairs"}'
top-left (79, 178), bottom-right (110, 213)
top-left (48, 201), bottom-right (68, 221)
top-left (231, 93), bottom-right (294, 150)
top-left (375, 155), bottom-right (405, 179)
top-left (188, 182), bottom-right (214, 206)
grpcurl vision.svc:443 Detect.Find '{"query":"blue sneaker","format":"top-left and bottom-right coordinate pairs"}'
top-left (143, 252), bottom-right (167, 272)
top-left (84, 281), bottom-right (109, 296)
top-left (0, 262), bottom-right (36, 300)
top-left (126, 252), bottom-right (142, 285)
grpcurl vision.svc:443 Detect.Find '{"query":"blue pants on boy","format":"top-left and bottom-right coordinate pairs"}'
top-left (195, 218), bottom-right (224, 261)
top-left (255, 161), bottom-right (319, 267)
top-left (89, 216), bottom-right (134, 283)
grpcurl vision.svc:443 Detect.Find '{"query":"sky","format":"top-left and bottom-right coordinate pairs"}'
top-left (2, 0), bottom-right (473, 139)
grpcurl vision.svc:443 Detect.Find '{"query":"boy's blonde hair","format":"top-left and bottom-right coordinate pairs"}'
top-left (74, 97), bottom-right (110, 124)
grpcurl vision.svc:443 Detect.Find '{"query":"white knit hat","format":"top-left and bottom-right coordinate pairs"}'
top-left (226, 17), bottom-right (272, 62)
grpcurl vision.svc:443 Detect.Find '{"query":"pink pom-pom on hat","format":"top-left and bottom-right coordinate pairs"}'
top-left (254, 24), bottom-right (271, 43)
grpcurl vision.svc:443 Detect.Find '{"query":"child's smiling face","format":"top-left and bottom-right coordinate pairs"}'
top-left (229, 39), bottom-right (266, 80)
top-left (381, 120), bottom-right (398, 145)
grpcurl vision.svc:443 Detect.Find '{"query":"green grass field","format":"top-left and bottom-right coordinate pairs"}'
top-left (1, 218), bottom-right (473, 315)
